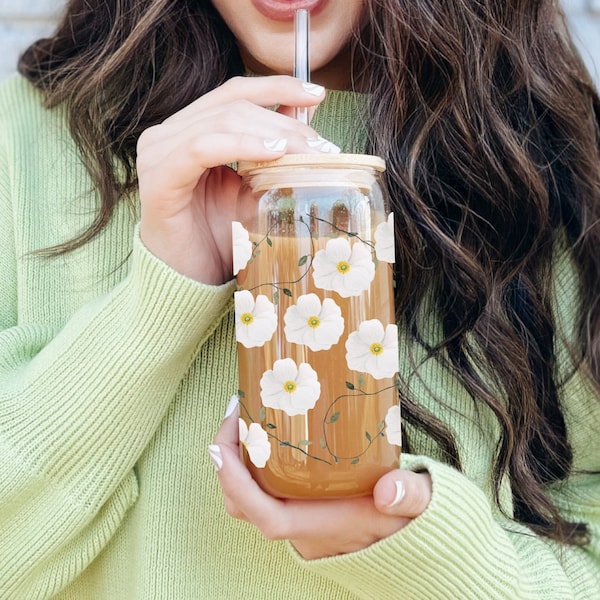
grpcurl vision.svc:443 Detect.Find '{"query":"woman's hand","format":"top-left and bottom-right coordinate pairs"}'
top-left (136, 76), bottom-right (336, 284)
top-left (210, 400), bottom-right (432, 560)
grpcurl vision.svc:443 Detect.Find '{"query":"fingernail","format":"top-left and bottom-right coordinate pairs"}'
top-left (224, 394), bottom-right (239, 419)
top-left (302, 82), bottom-right (325, 96)
top-left (306, 137), bottom-right (341, 154)
top-left (388, 480), bottom-right (406, 507)
top-left (264, 138), bottom-right (288, 152)
top-left (208, 444), bottom-right (223, 471)
top-left (319, 141), bottom-right (341, 154)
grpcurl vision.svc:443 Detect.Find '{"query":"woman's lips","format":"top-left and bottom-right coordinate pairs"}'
top-left (250, 0), bottom-right (327, 22)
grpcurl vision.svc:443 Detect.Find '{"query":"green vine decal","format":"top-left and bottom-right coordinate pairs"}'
top-left (238, 391), bottom-right (333, 465)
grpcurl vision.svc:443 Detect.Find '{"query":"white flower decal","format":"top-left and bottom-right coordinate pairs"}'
top-left (232, 221), bottom-right (253, 275)
top-left (384, 405), bottom-right (402, 446)
top-left (260, 358), bottom-right (321, 416)
top-left (345, 319), bottom-right (399, 379)
top-left (283, 293), bottom-right (345, 351)
top-left (234, 290), bottom-right (277, 348)
top-left (374, 213), bottom-right (395, 263)
top-left (312, 237), bottom-right (375, 298)
top-left (239, 419), bottom-right (271, 468)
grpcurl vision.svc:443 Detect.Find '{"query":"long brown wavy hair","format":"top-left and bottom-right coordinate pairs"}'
top-left (18, 0), bottom-right (600, 545)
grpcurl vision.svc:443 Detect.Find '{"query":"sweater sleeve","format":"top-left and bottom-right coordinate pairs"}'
top-left (290, 453), bottom-right (600, 599)
top-left (0, 120), bottom-right (235, 595)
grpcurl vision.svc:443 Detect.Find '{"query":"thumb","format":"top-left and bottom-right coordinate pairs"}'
top-left (211, 395), bottom-right (241, 454)
top-left (373, 470), bottom-right (432, 518)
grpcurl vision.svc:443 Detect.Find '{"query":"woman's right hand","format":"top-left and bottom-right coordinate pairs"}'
top-left (136, 75), bottom-right (337, 284)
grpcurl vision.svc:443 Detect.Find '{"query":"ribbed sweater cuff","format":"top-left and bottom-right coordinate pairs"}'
top-left (290, 454), bottom-right (525, 599)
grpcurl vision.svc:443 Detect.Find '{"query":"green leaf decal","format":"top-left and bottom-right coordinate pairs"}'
top-left (266, 423), bottom-right (277, 429)
top-left (351, 458), bottom-right (360, 465)
top-left (365, 431), bottom-right (372, 442)
top-left (266, 236), bottom-right (273, 247)
top-left (259, 407), bottom-right (266, 422)
top-left (298, 255), bottom-right (308, 266)
top-left (237, 389), bottom-right (246, 398)
top-left (329, 412), bottom-right (340, 424)
top-left (345, 381), bottom-right (355, 390)
top-left (298, 440), bottom-right (312, 446)
top-left (282, 288), bottom-right (293, 297)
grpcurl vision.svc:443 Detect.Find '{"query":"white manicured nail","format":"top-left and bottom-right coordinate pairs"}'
top-left (307, 137), bottom-right (341, 154)
top-left (208, 444), bottom-right (223, 471)
top-left (306, 136), bottom-right (327, 148)
top-left (319, 141), bottom-right (341, 154)
top-left (264, 138), bottom-right (288, 152)
top-left (224, 394), bottom-right (239, 419)
top-left (302, 82), bottom-right (325, 96)
top-left (388, 480), bottom-right (406, 507)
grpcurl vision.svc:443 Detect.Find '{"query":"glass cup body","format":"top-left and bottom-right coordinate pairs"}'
top-left (233, 154), bottom-right (401, 499)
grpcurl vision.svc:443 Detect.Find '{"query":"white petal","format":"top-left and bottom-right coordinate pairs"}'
top-left (312, 238), bottom-right (353, 293)
top-left (260, 369), bottom-right (285, 397)
top-left (273, 358), bottom-right (299, 381)
top-left (318, 298), bottom-right (343, 320)
top-left (313, 239), bottom-right (375, 298)
top-left (253, 294), bottom-right (277, 318)
top-left (345, 320), bottom-right (398, 379)
top-left (357, 319), bottom-right (386, 342)
top-left (312, 319), bottom-right (344, 349)
top-left (234, 289), bottom-right (255, 313)
top-left (232, 221), bottom-right (253, 275)
top-left (324, 237), bottom-right (352, 262)
top-left (234, 291), bottom-right (277, 348)
top-left (374, 213), bottom-right (395, 263)
top-left (260, 359), bottom-right (320, 416)
top-left (239, 419), bottom-right (271, 469)
top-left (384, 405), bottom-right (402, 446)
top-left (295, 361), bottom-right (320, 387)
top-left (342, 262), bottom-right (375, 296)
top-left (382, 324), bottom-right (399, 349)
top-left (244, 423), bottom-right (271, 468)
top-left (283, 296), bottom-right (344, 351)
top-left (239, 418), bottom-right (249, 441)
top-left (295, 293), bottom-right (322, 317)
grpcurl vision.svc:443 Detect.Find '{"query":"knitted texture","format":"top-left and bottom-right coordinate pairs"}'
top-left (0, 75), bottom-right (599, 599)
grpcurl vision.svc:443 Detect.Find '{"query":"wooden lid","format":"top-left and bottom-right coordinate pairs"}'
top-left (237, 153), bottom-right (386, 175)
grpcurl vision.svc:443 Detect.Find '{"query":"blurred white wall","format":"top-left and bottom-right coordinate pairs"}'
top-left (0, 0), bottom-right (63, 81)
top-left (0, 0), bottom-right (599, 84)
top-left (567, 0), bottom-right (600, 83)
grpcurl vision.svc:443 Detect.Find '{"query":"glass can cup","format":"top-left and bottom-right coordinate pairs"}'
top-left (233, 154), bottom-right (401, 499)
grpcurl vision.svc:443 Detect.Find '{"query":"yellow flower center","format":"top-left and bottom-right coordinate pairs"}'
top-left (307, 316), bottom-right (321, 329)
top-left (336, 260), bottom-right (351, 274)
top-left (240, 312), bottom-right (254, 326)
top-left (370, 342), bottom-right (384, 355)
top-left (283, 380), bottom-right (297, 394)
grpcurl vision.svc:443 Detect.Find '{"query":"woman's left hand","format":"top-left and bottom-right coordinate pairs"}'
top-left (210, 403), bottom-right (432, 560)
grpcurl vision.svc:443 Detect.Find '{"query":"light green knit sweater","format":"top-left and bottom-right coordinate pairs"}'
top-left (0, 75), bottom-right (598, 599)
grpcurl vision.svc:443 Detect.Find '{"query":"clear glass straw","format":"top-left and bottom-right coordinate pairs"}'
top-left (294, 9), bottom-right (310, 125)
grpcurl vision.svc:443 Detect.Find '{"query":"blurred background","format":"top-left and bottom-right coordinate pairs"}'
top-left (0, 0), bottom-right (599, 84)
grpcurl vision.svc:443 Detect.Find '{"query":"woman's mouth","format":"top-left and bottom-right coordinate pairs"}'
top-left (250, 0), bottom-right (327, 22)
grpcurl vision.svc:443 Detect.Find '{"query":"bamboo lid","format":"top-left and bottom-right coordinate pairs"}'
top-left (237, 153), bottom-right (386, 175)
